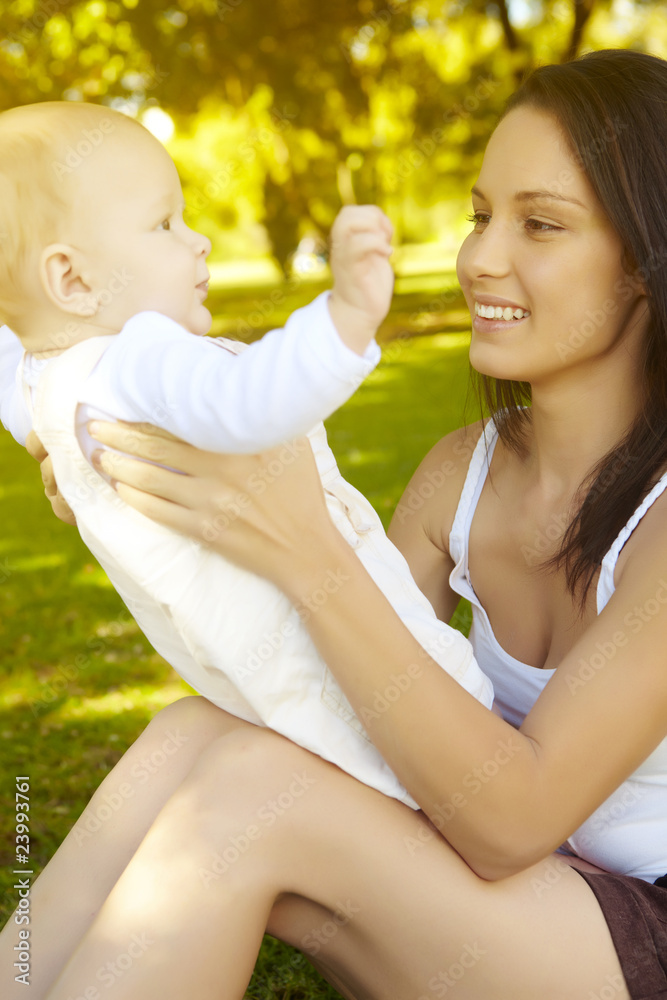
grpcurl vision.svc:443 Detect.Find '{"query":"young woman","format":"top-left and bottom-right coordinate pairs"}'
top-left (3, 46), bottom-right (666, 1000)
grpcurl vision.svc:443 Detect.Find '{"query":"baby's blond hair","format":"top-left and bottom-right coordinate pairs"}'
top-left (0, 102), bottom-right (147, 335)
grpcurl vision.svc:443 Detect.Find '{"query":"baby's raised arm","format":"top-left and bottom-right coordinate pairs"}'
top-left (327, 205), bottom-right (394, 356)
top-left (40, 206), bottom-right (394, 457)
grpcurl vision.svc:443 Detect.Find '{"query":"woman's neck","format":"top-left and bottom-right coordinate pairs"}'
top-left (523, 355), bottom-right (644, 503)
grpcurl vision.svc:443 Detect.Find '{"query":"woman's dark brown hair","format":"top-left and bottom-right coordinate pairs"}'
top-left (474, 48), bottom-right (667, 612)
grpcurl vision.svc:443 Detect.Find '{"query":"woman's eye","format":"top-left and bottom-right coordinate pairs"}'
top-left (158, 218), bottom-right (171, 231)
top-left (524, 218), bottom-right (562, 233)
top-left (465, 212), bottom-right (562, 233)
top-left (466, 212), bottom-right (489, 229)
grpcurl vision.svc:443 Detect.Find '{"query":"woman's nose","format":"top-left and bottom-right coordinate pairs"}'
top-left (460, 218), bottom-right (512, 279)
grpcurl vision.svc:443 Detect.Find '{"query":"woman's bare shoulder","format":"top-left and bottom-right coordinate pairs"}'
top-left (390, 418), bottom-right (487, 555)
top-left (614, 472), bottom-right (667, 590)
top-left (387, 418), bottom-right (487, 621)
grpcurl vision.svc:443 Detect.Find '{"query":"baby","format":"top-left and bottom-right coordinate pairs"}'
top-left (0, 102), bottom-right (493, 808)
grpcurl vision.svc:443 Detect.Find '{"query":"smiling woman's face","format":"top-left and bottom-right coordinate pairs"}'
top-left (456, 105), bottom-right (648, 385)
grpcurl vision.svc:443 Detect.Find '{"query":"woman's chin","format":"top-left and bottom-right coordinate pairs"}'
top-left (468, 350), bottom-right (522, 382)
top-left (468, 337), bottom-right (540, 384)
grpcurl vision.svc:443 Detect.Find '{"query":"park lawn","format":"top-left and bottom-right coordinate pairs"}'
top-left (0, 330), bottom-right (475, 999)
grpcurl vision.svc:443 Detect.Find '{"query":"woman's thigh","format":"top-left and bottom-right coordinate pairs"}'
top-left (0, 695), bottom-right (256, 999)
top-left (203, 729), bottom-right (628, 1000)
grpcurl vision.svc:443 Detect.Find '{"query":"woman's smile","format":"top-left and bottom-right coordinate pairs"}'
top-left (473, 297), bottom-right (531, 331)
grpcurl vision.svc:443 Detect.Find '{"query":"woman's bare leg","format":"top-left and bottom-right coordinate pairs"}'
top-left (45, 727), bottom-right (628, 1000)
top-left (0, 696), bottom-right (254, 998)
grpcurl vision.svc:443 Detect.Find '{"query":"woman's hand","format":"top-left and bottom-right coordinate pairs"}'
top-left (25, 430), bottom-right (77, 526)
top-left (88, 421), bottom-right (342, 599)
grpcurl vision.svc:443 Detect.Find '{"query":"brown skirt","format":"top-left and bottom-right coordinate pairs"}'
top-left (575, 869), bottom-right (667, 999)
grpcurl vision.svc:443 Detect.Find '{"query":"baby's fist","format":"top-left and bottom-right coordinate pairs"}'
top-left (328, 206), bottom-right (394, 356)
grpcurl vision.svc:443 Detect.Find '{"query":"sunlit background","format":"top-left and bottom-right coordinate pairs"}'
top-left (1, 3), bottom-right (666, 995)
top-left (2, 0), bottom-right (666, 307)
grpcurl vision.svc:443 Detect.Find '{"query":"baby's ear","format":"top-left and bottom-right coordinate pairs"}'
top-left (40, 244), bottom-right (98, 317)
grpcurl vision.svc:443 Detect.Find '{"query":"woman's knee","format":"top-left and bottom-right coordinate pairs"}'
top-left (137, 695), bottom-right (250, 751)
top-left (178, 725), bottom-right (331, 832)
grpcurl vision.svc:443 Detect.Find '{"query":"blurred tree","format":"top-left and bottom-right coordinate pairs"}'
top-left (1, 0), bottom-right (665, 268)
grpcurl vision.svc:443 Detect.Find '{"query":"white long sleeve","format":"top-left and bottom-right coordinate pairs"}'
top-left (0, 324), bottom-right (31, 446)
top-left (79, 292), bottom-right (380, 452)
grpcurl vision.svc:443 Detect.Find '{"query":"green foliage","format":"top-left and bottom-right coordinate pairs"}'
top-left (2, 0), bottom-right (666, 267)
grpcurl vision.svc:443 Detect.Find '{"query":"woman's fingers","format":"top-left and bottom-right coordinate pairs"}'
top-left (51, 494), bottom-right (78, 526)
top-left (25, 430), bottom-right (78, 525)
top-left (114, 482), bottom-right (201, 534)
top-left (92, 448), bottom-right (193, 505)
top-left (86, 418), bottom-right (336, 590)
top-left (88, 421), bottom-right (200, 471)
top-left (90, 427), bottom-right (334, 588)
top-left (25, 429), bottom-right (48, 463)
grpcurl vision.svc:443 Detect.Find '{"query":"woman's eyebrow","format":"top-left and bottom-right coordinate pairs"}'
top-left (471, 185), bottom-right (587, 209)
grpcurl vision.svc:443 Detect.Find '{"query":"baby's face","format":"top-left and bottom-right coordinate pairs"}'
top-left (67, 124), bottom-right (212, 336)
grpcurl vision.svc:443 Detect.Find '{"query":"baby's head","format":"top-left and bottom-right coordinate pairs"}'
top-left (0, 102), bottom-right (212, 353)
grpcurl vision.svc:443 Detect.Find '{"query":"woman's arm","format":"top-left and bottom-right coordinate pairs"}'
top-left (86, 421), bottom-right (667, 880)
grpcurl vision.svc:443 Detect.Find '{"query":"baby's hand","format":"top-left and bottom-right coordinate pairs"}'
top-left (328, 206), bottom-right (394, 356)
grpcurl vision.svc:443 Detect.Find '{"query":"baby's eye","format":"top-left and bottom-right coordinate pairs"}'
top-left (158, 218), bottom-right (171, 231)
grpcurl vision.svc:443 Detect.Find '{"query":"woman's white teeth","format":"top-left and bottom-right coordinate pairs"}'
top-left (475, 303), bottom-right (528, 320)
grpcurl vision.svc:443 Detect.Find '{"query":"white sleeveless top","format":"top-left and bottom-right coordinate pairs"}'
top-left (449, 419), bottom-right (667, 882)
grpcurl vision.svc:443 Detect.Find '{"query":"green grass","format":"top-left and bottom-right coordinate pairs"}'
top-left (0, 325), bottom-right (474, 997)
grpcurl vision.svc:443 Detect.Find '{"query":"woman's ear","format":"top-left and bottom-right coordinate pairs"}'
top-left (40, 244), bottom-right (99, 317)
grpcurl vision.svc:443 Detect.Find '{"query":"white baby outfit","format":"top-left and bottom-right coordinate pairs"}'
top-left (449, 419), bottom-right (667, 882)
top-left (2, 294), bottom-right (493, 810)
